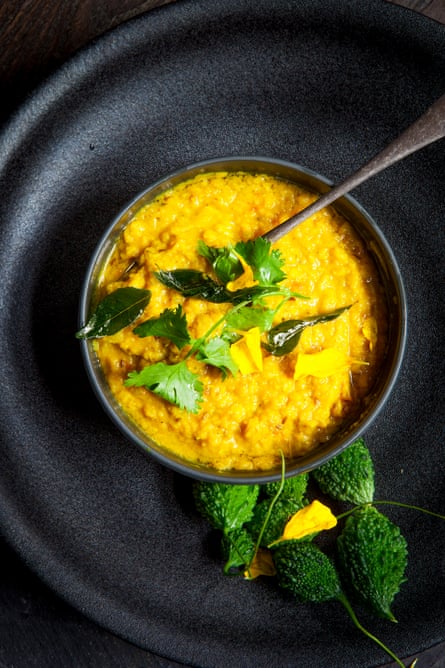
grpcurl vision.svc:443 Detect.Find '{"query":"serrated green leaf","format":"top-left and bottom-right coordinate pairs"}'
top-left (235, 238), bottom-right (286, 285)
top-left (195, 336), bottom-right (238, 377)
top-left (225, 305), bottom-right (276, 332)
top-left (193, 482), bottom-right (260, 532)
top-left (125, 360), bottom-right (203, 413)
top-left (197, 241), bottom-right (244, 284)
top-left (221, 528), bottom-right (256, 575)
top-left (133, 305), bottom-right (191, 349)
top-left (75, 287), bottom-right (151, 339)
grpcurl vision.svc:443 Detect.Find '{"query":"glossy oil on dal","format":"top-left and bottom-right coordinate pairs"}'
top-left (94, 172), bottom-right (387, 471)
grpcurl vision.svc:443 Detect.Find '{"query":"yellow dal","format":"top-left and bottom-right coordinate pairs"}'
top-left (94, 171), bottom-right (387, 471)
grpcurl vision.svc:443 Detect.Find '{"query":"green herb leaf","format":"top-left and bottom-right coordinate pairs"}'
top-left (221, 528), bottom-right (256, 575)
top-left (133, 305), bottom-right (191, 350)
top-left (125, 360), bottom-right (203, 413)
top-left (228, 285), bottom-right (293, 304)
top-left (156, 269), bottom-right (290, 305)
top-left (197, 241), bottom-right (244, 284)
top-left (193, 481), bottom-right (260, 532)
top-left (235, 238), bottom-right (286, 285)
top-left (155, 269), bottom-right (230, 302)
top-left (75, 287), bottom-right (151, 339)
top-left (195, 336), bottom-right (238, 377)
top-left (198, 238), bottom-right (285, 286)
top-left (225, 305), bottom-right (276, 332)
top-left (264, 304), bottom-right (352, 356)
top-left (220, 330), bottom-right (242, 345)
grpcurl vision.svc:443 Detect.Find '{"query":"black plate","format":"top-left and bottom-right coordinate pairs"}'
top-left (0, 1), bottom-right (444, 666)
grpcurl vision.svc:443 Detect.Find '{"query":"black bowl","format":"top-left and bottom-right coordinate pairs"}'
top-left (78, 157), bottom-right (407, 483)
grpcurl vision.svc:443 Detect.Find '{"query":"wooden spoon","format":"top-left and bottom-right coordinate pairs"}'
top-left (264, 93), bottom-right (445, 242)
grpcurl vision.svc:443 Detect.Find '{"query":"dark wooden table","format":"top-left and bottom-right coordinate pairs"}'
top-left (0, 1), bottom-right (444, 666)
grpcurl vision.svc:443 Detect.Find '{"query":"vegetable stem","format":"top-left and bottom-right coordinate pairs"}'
top-left (186, 292), bottom-right (296, 363)
top-left (245, 452), bottom-right (286, 576)
top-left (186, 300), bottom-right (251, 358)
top-left (336, 500), bottom-right (445, 522)
top-left (338, 593), bottom-right (407, 668)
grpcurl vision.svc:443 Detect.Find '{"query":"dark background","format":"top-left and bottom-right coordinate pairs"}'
top-left (0, 1), bottom-right (443, 666)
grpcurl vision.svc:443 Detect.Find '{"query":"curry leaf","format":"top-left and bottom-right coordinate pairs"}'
top-left (155, 269), bottom-right (230, 302)
top-left (197, 241), bottom-right (244, 284)
top-left (133, 305), bottom-right (191, 350)
top-left (125, 361), bottom-right (203, 413)
top-left (75, 287), bottom-right (151, 339)
top-left (155, 269), bottom-right (290, 305)
top-left (264, 305), bottom-right (352, 356)
top-left (235, 238), bottom-right (286, 285)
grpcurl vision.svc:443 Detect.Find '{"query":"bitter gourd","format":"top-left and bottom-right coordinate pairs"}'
top-left (273, 540), bottom-right (343, 603)
top-left (336, 505), bottom-right (408, 621)
top-left (312, 438), bottom-right (375, 504)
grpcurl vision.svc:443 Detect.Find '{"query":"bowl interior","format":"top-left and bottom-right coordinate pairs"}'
top-left (79, 157), bottom-right (407, 483)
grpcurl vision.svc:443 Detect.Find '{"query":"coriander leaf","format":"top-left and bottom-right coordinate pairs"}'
top-left (125, 361), bottom-right (203, 413)
top-left (75, 287), bottom-right (151, 339)
top-left (235, 238), bottom-right (286, 286)
top-left (133, 305), bottom-right (191, 350)
top-left (225, 305), bottom-right (276, 332)
top-left (264, 305), bottom-right (352, 356)
top-left (193, 481), bottom-right (260, 532)
top-left (220, 329), bottom-right (242, 345)
top-left (195, 336), bottom-right (238, 377)
top-left (197, 241), bottom-right (244, 284)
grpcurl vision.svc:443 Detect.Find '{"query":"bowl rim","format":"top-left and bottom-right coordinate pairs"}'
top-left (78, 155), bottom-right (408, 484)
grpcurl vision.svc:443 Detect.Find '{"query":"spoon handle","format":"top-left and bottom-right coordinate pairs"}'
top-left (264, 93), bottom-right (445, 242)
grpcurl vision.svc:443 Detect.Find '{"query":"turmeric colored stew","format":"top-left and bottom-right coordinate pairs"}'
top-left (77, 171), bottom-right (387, 471)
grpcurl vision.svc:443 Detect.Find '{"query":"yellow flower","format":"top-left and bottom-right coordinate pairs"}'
top-left (244, 549), bottom-right (276, 580)
top-left (230, 327), bottom-right (263, 374)
top-left (294, 347), bottom-right (365, 380)
top-left (278, 500), bottom-right (337, 542)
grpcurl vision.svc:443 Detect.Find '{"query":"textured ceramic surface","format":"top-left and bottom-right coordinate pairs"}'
top-left (0, 1), bottom-right (444, 666)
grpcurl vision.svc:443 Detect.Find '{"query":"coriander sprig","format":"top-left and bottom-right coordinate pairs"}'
top-left (76, 237), bottom-right (351, 412)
